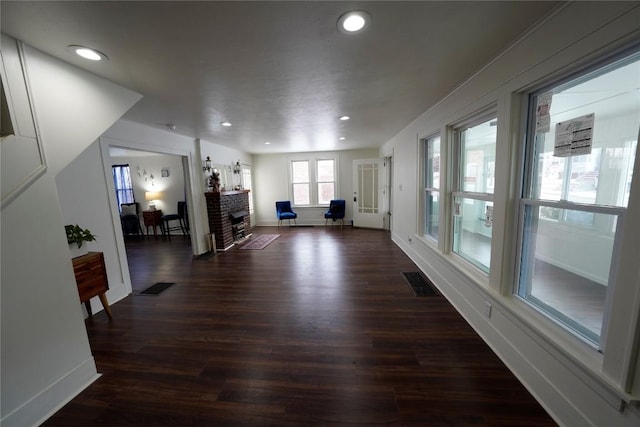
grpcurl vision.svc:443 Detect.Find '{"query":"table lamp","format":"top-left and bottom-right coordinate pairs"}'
top-left (145, 191), bottom-right (162, 211)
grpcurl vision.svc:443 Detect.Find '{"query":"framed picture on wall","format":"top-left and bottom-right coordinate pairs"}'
top-left (161, 168), bottom-right (170, 177)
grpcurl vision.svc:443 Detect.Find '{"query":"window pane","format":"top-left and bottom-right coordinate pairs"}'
top-left (317, 159), bottom-right (335, 182)
top-left (520, 51), bottom-right (640, 345)
top-left (293, 183), bottom-right (309, 205)
top-left (358, 163), bottom-right (378, 213)
top-left (452, 197), bottom-right (492, 272)
top-left (425, 190), bottom-right (439, 240)
top-left (112, 165), bottom-right (134, 210)
top-left (292, 161), bottom-right (309, 183)
top-left (318, 182), bottom-right (335, 205)
top-left (532, 55), bottom-right (640, 209)
top-left (426, 135), bottom-right (441, 189)
top-left (518, 205), bottom-right (618, 344)
top-left (461, 119), bottom-right (497, 194)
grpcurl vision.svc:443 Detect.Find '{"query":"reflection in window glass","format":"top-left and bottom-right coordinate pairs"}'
top-left (293, 183), bottom-right (310, 205)
top-left (518, 51), bottom-right (639, 346)
top-left (317, 159), bottom-right (335, 204)
top-left (453, 117), bottom-right (496, 272)
top-left (292, 161), bottom-right (309, 183)
top-left (426, 192), bottom-right (439, 240)
top-left (318, 182), bottom-right (335, 205)
top-left (519, 206), bottom-right (616, 342)
top-left (425, 135), bottom-right (441, 241)
top-left (358, 162), bottom-right (379, 214)
top-left (461, 119), bottom-right (496, 194)
top-left (453, 197), bottom-right (493, 272)
top-left (292, 161), bottom-right (310, 205)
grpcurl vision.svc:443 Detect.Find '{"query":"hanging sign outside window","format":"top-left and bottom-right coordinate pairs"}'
top-left (554, 113), bottom-right (594, 157)
top-left (485, 205), bottom-right (493, 228)
top-left (535, 92), bottom-right (553, 134)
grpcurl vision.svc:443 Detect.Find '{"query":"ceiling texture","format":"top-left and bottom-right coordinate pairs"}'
top-left (1, 1), bottom-right (559, 154)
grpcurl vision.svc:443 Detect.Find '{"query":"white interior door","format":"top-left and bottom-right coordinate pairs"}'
top-left (353, 158), bottom-right (385, 229)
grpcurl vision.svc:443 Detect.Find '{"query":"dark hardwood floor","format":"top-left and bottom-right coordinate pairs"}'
top-left (44, 226), bottom-right (556, 426)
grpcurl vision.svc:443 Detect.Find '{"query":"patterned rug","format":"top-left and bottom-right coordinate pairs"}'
top-left (240, 234), bottom-right (280, 250)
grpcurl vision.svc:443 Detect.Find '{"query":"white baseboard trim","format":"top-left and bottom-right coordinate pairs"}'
top-left (1, 357), bottom-right (100, 427)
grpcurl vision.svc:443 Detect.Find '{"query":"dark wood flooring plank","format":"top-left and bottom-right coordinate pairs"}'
top-left (42, 226), bottom-right (557, 426)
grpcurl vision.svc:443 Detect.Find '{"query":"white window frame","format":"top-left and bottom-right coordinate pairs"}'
top-left (316, 158), bottom-right (336, 205)
top-left (515, 49), bottom-right (640, 349)
top-left (289, 155), bottom-right (338, 207)
top-left (291, 159), bottom-right (310, 206)
top-left (423, 133), bottom-right (441, 242)
top-left (451, 111), bottom-right (498, 274)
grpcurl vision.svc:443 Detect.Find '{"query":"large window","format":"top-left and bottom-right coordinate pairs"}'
top-left (452, 116), bottom-right (497, 273)
top-left (291, 158), bottom-right (336, 206)
top-left (112, 164), bottom-right (135, 211)
top-left (517, 51), bottom-right (639, 346)
top-left (424, 134), bottom-right (441, 241)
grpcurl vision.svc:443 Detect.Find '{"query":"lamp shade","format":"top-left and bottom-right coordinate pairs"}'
top-left (145, 191), bottom-right (162, 201)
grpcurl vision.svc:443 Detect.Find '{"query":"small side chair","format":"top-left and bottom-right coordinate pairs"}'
top-left (324, 199), bottom-right (346, 229)
top-left (275, 201), bottom-right (297, 226)
top-left (162, 201), bottom-right (189, 239)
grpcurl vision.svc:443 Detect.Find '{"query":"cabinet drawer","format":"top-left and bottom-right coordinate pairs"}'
top-left (72, 252), bottom-right (109, 302)
top-left (77, 275), bottom-right (107, 301)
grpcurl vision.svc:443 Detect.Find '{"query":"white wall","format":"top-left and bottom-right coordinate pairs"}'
top-left (253, 148), bottom-right (378, 226)
top-left (110, 152), bottom-right (187, 220)
top-left (381, 3), bottom-right (640, 426)
top-left (56, 142), bottom-right (133, 314)
top-left (101, 120), bottom-right (252, 254)
top-left (0, 38), bottom-right (141, 426)
top-left (200, 139), bottom-right (253, 192)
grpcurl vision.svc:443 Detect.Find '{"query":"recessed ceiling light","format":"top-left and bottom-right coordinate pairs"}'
top-left (264, 142), bottom-right (271, 145)
top-left (221, 121), bottom-right (232, 127)
top-left (67, 45), bottom-right (108, 61)
top-left (339, 137), bottom-right (346, 141)
top-left (337, 11), bottom-right (370, 34)
top-left (339, 115), bottom-right (350, 121)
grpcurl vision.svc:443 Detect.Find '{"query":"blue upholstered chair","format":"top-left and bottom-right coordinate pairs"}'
top-left (324, 199), bottom-right (346, 228)
top-left (275, 201), bottom-right (297, 226)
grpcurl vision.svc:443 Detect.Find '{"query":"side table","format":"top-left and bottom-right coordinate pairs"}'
top-left (143, 209), bottom-right (164, 236)
top-left (72, 252), bottom-right (112, 320)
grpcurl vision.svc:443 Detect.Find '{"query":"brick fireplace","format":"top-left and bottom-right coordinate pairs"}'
top-left (205, 190), bottom-right (251, 251)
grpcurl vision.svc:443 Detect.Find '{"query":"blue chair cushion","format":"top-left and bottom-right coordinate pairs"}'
top-left (279, 212), bottom-right (297, 220)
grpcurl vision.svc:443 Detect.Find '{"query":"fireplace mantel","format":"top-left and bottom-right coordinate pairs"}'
top-left (205, 189), bottom-right (250, 197)
top-left (204, 190), bottom-right (250, 251)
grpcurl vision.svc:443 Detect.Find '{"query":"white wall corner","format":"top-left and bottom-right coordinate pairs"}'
top-left (0, 358), bottom-right (99, 427)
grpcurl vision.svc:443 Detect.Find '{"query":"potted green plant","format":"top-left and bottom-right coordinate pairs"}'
top-left (65, 224), bottom-right (96, 258)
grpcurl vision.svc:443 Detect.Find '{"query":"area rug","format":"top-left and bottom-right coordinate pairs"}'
top-left (402, 272), bottom-right (439, 296)
top-left (138, 282), bottom-right (175, 295)
top-left (240, 234), bottom-right (280, 250)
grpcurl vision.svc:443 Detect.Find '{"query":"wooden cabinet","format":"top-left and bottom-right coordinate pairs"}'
top-left (143, 209), bottom-right (163, 236)
top-left (72, 252), bottom-right (112, 320)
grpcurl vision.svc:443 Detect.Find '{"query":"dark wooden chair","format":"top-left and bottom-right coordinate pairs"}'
top-left (120, 202), bottom-right (143, 235)
top-left (161, 201), bottom-right (189, 239)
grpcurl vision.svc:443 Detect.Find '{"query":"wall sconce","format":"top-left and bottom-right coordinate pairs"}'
top-left (203, 156), bottom-right (212, 173)
top-left (145, 191), bottom-right (162, 211)
top-left (233, 161), bottom-right (241, 174)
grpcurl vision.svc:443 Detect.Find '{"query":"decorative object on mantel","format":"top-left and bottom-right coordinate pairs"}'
top-left (65, 224), bottom-right (96, 258)
top-left (209, 169), bottom-right (221, 192)
top-left (203, 156), bottom-right (212, 173)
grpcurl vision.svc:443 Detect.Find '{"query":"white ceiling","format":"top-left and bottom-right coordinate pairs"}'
top-left (1, 1), bottom-right (559, 154)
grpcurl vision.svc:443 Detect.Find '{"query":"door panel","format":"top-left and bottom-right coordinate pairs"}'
top-left (353, 158), bottom-right (385, 229)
